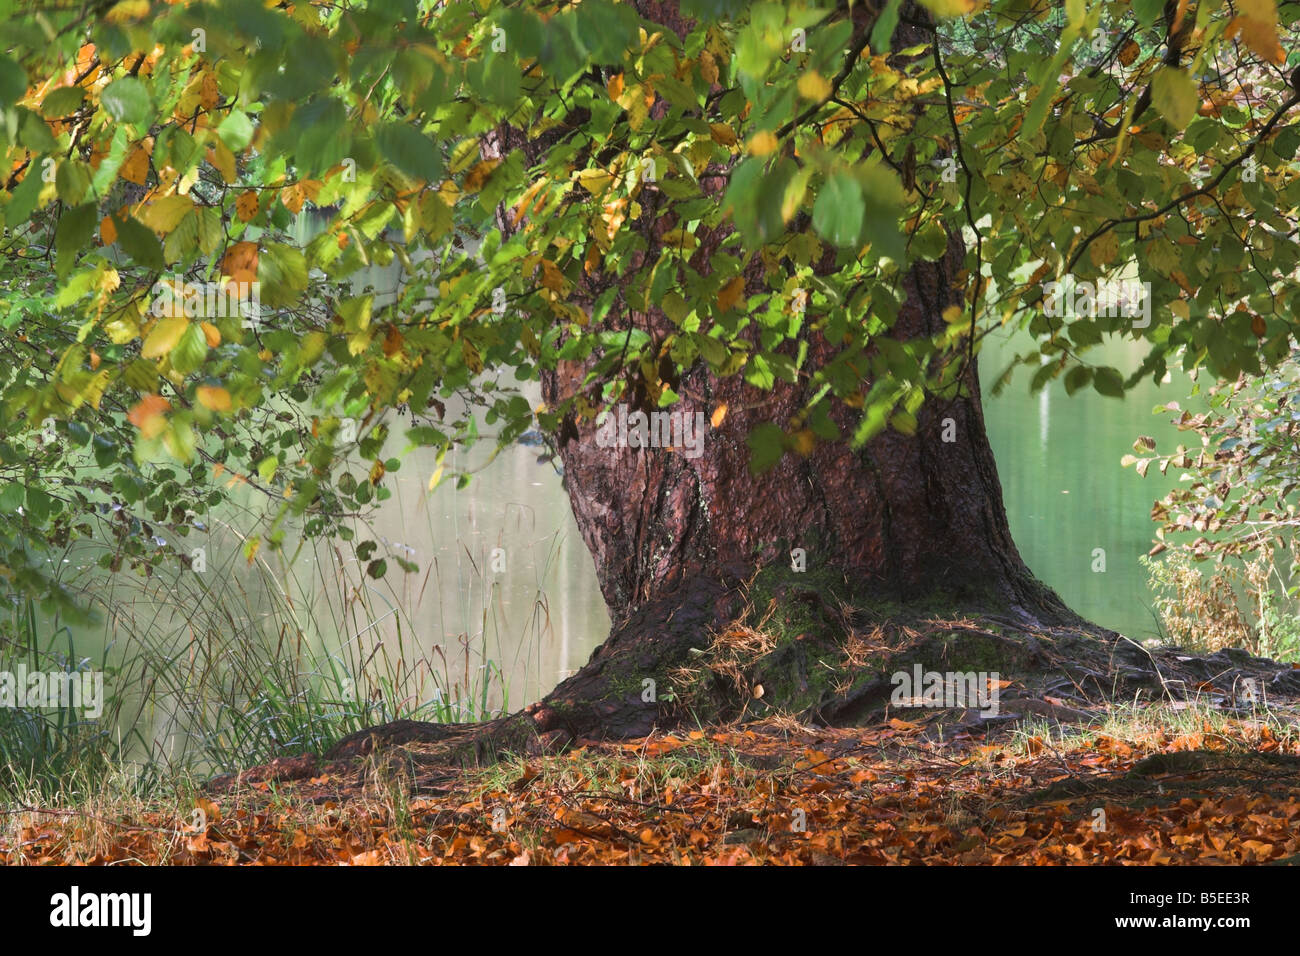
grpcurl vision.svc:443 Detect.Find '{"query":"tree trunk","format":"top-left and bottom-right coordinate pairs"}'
top-left (521, 225), bottom-right (1079, 742)
top-left (542, 235), bottom-right (1066, 625)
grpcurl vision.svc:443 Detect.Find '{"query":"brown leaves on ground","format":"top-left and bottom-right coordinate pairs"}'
top-left (5, 711), bottom-right (1300, 865)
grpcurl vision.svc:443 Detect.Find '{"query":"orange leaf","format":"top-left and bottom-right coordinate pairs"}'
top-left (220, 241), bottom-right (259, 282)
top-left (716, 275), bottom-right (745, 312)
top-left (127, 394), bottom-right (171, 438)
top-left (280, 182), bottom-right (307, 214)
top-left (382, 324), bottom-right (404, 357)
top-left (235, 190), bottom-right (259, 222)
top-left (461, 159), bottom-right (500, 193)
top-left (200, 71), bottom-right (220, 110)
top-left (99, 214), bottom-right (118, 245)
top-left (120, 142), bottom-right (151, 186)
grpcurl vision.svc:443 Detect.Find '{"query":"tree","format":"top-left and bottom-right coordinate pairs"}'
top-left (2, 0), bottom-right (1298, 756)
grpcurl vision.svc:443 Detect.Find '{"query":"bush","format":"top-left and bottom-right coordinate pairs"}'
top-left (1130, 351), bottom-right (1300, 661)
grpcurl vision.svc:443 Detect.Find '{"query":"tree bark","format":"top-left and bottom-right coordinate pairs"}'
top-left (542, 234), bottom-right (1068, 626)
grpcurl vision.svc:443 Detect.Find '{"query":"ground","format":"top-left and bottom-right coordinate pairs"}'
top-left (6, 701), bottom-right (1300, 865)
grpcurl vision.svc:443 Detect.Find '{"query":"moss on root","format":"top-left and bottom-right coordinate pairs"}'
top-left (670, 564), bottom-right (1066, 726)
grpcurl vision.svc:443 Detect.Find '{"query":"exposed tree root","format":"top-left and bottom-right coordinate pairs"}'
top-left (225, 566), bottom-right (1300, 782)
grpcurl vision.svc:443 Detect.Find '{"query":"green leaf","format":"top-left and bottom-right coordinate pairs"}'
top-left (812, 172), bottom-right (864, 248)
top-left (258, 242), bottom-right (308, 307)
top-left (1151, 68), bottom-right (1198, 131)
top-left (746, 422), bottom-right (786, 474)
top-left (0, 482), bottom-right (24, 514)
top-left (41, 85), bottom-right (85, 117)
top-left (115, 215), bottom-right (165, 270)
top-left (1063, 364), bottom-right (1093, 396)
top-left (870, 0), bottom-right (902, 52)
top-left (100, 77), bottom-right (152, 126)
top-left (4, 165), bottom-right (43, 227)
top-left (0, 56), bottom-right (26, 106)
top-left (54, 203), bottom-right (98, 277)
top-left (170, 323), bottom-right (209, 376)
top-left (18, 107), bottom-right (56, 152)
top-left (1093, 366), bottom-right (1125, 398)
top-left (217, 110), bottom-right (255, 150)
top-left (1131, 0), bottom-right (1165, 28)
top-left (375, 122), bottom-right (442, 182)
top-left (55, 159), bottom-right (92, 204)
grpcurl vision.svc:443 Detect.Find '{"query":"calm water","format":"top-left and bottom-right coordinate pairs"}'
top-left (980, 330), bottom-right (1185, 639)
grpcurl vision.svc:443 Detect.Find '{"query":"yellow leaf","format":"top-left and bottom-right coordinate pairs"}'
top-left (428, 465), bottom-right (444, 490)
top-left (138, 194), bottom-right (193, 234)
top-left (120, 142), bottom-right (152, 186)
top-left (1230, 0), bottom-right (1285, 64)
top-left (607, 72), bottom-right (624, 101)
top-left (916, 0), bottom-right (975, 18)
top-left (200, 71), bottom-right (220, 110)
top-left (710, 403), bottom-right (728, 428)
top-left (619, 83), bottom-right (649, 131)
top-left (1151, 67), bottom-right (1198, 130)
top-left (280, 182), bottom-right (307, 214)
top-left (540, 259), bottom-right (566, 293)
top-left (797, 71), bottom-right (832, 101)
top-left (660, 227), bottom-right (699, 250)
top-left (699, 50), bottom-right (719, 87)
top-left (105, 0), bottom-right (149, 22)
top-left (1089, 230), bottom-right (1119, 267)
top-left (369, 459), bottom-right (386, 485)
top-left (748, 130), bottom-right (779, 156)
top-left (709, 123), bottom-right (738, 147)
top-left (462, 338), bottom-right (483, 374)
top-left (195, 385), bottom-right (232, 411)
top-left (575, 168), bottom-right (615, 197)
top-left (206, 140), bottom-right (236, 183)
top-left (142, 317), bottom-right (188, 359)
top-left (717, 275), bottom-right (745, 312)
top-left (201, 321), bottom-right (221, 347)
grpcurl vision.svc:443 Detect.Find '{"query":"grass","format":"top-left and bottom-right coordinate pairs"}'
top-left (0, 514), bottom-right (539, 806)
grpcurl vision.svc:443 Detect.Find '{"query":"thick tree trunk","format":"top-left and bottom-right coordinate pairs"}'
top-left (541, 237), bottom-right (1067, 626)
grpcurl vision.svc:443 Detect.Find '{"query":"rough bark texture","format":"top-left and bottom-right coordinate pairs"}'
top-left (542, 236), bottom-right (1068, 626)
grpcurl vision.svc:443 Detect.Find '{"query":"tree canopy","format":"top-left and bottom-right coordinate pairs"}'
top-left (2, 0), bottom-right (1298, 615)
